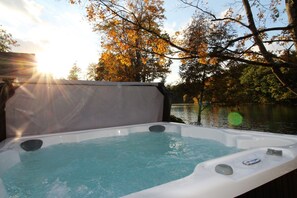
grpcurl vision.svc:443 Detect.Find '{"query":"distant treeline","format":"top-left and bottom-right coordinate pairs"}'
top-left (167, 64), bottom-right (297, 105)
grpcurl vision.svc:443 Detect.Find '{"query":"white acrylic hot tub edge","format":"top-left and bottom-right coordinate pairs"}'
top-left (1, 122), bottom-right (297, 198)
top-left (122, 144), bottom-right (297, 198)
top-left (123, 158), bottom-right (297, 198)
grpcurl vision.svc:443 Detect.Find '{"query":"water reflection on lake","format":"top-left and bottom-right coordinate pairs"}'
top-left (171, 104), bottom-right (297, 135)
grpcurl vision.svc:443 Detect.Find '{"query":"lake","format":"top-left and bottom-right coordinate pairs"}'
top-left (171, 104), bottom-right (297, 135)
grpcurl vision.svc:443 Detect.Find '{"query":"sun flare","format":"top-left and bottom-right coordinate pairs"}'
top-left (36, 51), bottom-right (71, 78)
top-left (36, 53), bottom-right (55, 75)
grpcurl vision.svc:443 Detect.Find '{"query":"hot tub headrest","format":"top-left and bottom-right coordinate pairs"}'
top-left (149, 125), bottom-right (166, 133)
top-left (20, 139), bottom-right (43, 151)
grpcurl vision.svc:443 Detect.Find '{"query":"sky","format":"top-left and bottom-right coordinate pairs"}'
top-left (0, 0), bottom-right (230, 83)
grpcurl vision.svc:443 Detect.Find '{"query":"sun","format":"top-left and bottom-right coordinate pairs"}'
top-left (36, 51), bottom-right (70, 78)
top-left (36, 53), bottom-right (55, 75)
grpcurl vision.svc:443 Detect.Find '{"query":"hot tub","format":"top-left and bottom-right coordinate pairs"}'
top-left (1, 122), bottom-right (297, 197)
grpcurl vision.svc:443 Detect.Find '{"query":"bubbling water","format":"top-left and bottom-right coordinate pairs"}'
top-left (2, 132), bottom-right (241, 198)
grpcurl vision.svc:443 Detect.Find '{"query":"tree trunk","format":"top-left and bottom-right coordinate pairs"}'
top-left (286, 0), bottom-right (297, 50)
top-left (197, 70), bottom-right (206, 125)
top-left (135, 49), bottom-right (142, 82)
top-left (134, 31), bottom-right (142, 82)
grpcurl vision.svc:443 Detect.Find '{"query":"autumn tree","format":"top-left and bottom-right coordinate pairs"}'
top-left (179, 0), bottom-right (297, 96)
top-left (179, 12), bottom-right (234, 124)
top-left (72, 0), bottom-right (171, 82)
top-left (206, 64), bottom-right (250, 105)
top-left (70, 0), bottom-right (297, 96)
top-left (0, 25), bottom-right (18, 52)
top-left (68, 63), bottom-right (81, 80)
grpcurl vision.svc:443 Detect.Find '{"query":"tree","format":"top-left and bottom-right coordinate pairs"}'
top-left (0, 25), bottom-right (18, 52)
top-left (240, 52), bottom-right (297, 103)
top-left (179, 0), bottom-right (297, 96)
top-left (86, 63), bottom-right (98, 81)
top-left (73, 0), bottom-right (171, 82)
top-left (286, 0), bottom-right (297, 50)
top-left (179, 13), bottom-right (232, 124)
top-left (167, 83), bottom-right (198, 103)
top-left (70, 0), bottom-right (297, 96)
top-left (68, 63), bottom-right (81, 80)
top-left (205, 64), bottom-right (250, 105)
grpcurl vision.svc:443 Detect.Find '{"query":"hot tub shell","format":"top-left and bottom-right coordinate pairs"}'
top-left (1, 122), bottom-right (297, 198)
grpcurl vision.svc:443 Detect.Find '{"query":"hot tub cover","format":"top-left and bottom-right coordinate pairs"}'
top-left (5, 80), bottom-right (169, 137)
